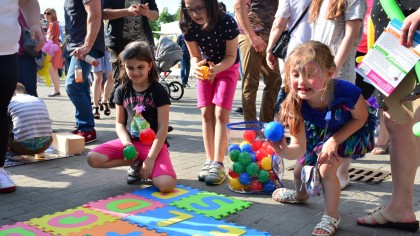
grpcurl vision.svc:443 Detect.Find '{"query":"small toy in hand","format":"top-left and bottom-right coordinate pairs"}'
top-left (201, 66), bottom-right (210, 79)
top-left (264, 121), bottom-right (285, 142)
top-left (413, 122), bottom-right (420, 137)
top-left (42, 40), bottom-right (59, 56)
top-left (123, 146), bottom-right (137, 161)
top-left (140, 128), bottom-right (156, 145)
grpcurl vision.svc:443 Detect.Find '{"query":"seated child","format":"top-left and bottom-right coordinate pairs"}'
top-left (8, 83), bottom-right (53, 155)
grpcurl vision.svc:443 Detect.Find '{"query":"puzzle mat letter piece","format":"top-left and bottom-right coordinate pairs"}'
top-left (131, 184), bottom-right (200, 205)
top-left (170, 191), bottom-right (252, 219)
top-left (84, 193), bottom-right (165, 218)
top-left (67, 220), bottom-right (165, 236)
top-left (123, 206), bottom-right (269, 236)
top-left (0, 222), bottom-right (51, 235)
top-left (28, 206), bottom-right (118, 235)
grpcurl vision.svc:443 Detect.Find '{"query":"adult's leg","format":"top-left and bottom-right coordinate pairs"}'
top-left (17, 53), bottom-right (38, 97)
top-left (259, 34), bottom-right (281, 122)
top-left (0, 54), bottom-right (18, 167)
top-left (65, 56), bottom-right (94, 131)
top-left (91, 71), bottom-right (103, 107)
top-left (48, 65), bottom-right (61, 95)
top-left (238, 35), bottom-right (262, 122)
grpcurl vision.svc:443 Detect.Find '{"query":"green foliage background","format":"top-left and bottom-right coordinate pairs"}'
top-left (150, 7), bottom-right (181, 39)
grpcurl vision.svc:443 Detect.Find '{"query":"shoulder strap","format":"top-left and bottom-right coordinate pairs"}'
top-left (288, 2), bottom-right (311, 34)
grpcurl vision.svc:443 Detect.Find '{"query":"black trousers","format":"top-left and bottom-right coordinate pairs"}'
top-left (0, 54), bottom-right (18, 167)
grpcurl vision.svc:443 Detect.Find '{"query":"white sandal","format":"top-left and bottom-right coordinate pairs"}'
top-left (312, 214), bottom-right (340, 236)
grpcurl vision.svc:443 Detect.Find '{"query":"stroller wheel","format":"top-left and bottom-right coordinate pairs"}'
top-left (168, 81), bottom-right (184, 100)
top-left (161, 81), bottom-right (170, 95)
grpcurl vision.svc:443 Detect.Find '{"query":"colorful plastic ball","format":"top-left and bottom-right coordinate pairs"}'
top-left (238, 152), bottom-right (252, 166)
top-left (229, 149), bottom-right (240, 162)
top-left (140, 128), bottom-right (155, 145)
top-left (240, 141), bottom-right (251, 148)
top-left (240, 144), bottom-right (253, 153)
top-left (261, 157), bottom-right (272, 170)
top-left (249, 180), bottom-right (263, 192)
top-left (201, 66), bottom-right (210, 79)
top-left (257, 169), bottom-right (270, 183)
top-left (413, 122), bottom-right (420, 137)
top-left (243, 130), bottom-right (256, 142)
top-left (263, 143), bottom-right (275, 155)
top-left (228, 144), bottom-right (241, 152)
top-left (250, 152), bottom-right (257, 162)
top-left (263, 180), bottom-right (276, 193)
top-left (246, 162), bottom-right (260, 176)
top-left (228, 168), bottom-right (240, 178)
top-left (229, 177), bottom-right (243, 190)
top-left (239, 172), bottom-right (252, 185)
top-left (269, 171), bottom-right (277, 181)
top-left (123, 146), bottom-right (137, 161)
top-left (255, 149), bottom-right (269, 161)
top-left (251, 139), bottom-right (263, 151)
top-left (232, 162), bottom-right (245, 174)
top-left (264, 121), bottom-right (285, 142)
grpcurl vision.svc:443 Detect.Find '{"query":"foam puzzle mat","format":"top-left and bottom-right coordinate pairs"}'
top-left (0, 185), bottom-right (270, 235)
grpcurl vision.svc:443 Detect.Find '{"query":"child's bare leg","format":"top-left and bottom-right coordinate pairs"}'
top-left (153, 175), bottom-right (176, 193)
top-left (201, 105), bottom-right (216, 161)
top-left (293, 161), bottom-right (309, 201)
top-left (86, 151), bottom-right (135, 168)
top-left (214, 106), bottom-right (229, 163)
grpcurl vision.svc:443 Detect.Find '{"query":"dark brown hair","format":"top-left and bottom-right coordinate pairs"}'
top-left (179, 0), bottom-right (222, 33)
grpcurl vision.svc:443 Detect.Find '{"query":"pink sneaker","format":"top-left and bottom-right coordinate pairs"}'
top-left (77, 129), bottom-right (97, 144)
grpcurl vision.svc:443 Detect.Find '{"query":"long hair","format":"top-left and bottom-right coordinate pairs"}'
top-left (179, 0), bottom-right (222, 33)
top-left (280, 41), bottom-right (336, 135)
top-left (44, 8), bottom-right (58, 22)
top-left (309, 0), bottom-right (346, 22)
top-left (118, 41), bottom-right (159, 89)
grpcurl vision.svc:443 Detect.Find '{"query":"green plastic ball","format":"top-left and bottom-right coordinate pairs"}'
top-left (229, 149), bottom-right (240, 162)
top-left (232, 162), bottom-right (245, 174)
top-left (238, 152), bottom-right (252, 166)
top-left (246, 162), bottom-right (260, 176)
top-left (257, 169), bottom-right (270, 183)
top-left (413, 122), bottom-right (420, 137)
top-left (123, 146), bottom-right (137, 161)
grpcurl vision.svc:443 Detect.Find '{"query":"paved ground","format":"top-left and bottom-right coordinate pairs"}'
top-left (1, 74), bottom-right (420, 236)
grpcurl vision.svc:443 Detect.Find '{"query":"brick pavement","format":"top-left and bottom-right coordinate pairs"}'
top-left (1, 76), bottom-right (419, 236)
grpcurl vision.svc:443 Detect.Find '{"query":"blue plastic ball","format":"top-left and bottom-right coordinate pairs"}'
top-left (228, 144), bottom-right (241, 152)
top-left (264, 122), bottom-right (285, 142)
top-left (240, 144), bottom-right (253, 153)
top-left (239, 172), bottom-right (252, 185)
top-left (263, 180), bottom-right (276, 193)
top-left (250, 152), bottom-right (257, 162)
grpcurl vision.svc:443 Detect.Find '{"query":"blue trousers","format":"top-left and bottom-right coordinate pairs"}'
top-left (180, 53), bottom-right (190, 84)
top-left (18, 53), bottom-right (37, 97)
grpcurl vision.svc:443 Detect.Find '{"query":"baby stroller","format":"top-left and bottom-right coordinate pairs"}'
top-left (155, 36), bottom-right (184, 100)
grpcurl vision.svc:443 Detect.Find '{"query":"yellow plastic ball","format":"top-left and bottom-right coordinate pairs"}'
top-left (229, 177), bottom-right (243, 190)
top-left (261, 157), bottom-right (272, 171)
top-left (239, 141), bottom-right (251, 148)
top-left (201, 66), bottom-right (210, 79)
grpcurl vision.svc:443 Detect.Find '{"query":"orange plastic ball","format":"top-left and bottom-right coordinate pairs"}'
top-left (201, 66), bottom-right (210, 79)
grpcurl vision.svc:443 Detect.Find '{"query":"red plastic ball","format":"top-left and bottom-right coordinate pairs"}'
top-left (255, 149), bottom-right (268, 161)
top-left (251, 140), bottom-right (263, 151)
top-left (243, 130), bottom-right (256, 142)
top-left (249, 180), bottom-right (263, 192)
top-left (228, 168), bottom-right (240, 178)
top-left (140, 128), bottom-right (156, 145)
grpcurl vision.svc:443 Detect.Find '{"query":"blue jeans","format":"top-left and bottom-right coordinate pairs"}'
top-left (180, 53), bottom-right (190, 84)
top-left (18, 53), bottom-right (38, 97)
top-left (65, 56), bottom-right (94, 131)
top-left (274, 87), bottom-right (287, 113)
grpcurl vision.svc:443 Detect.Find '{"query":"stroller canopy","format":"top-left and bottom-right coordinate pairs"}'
top-left (155, 36), bottom-right (183, 72)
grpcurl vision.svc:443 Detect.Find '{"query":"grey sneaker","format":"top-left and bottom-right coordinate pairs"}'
top-left (198, 160), bottom-right (212, 182)
top-left (127, 165), bottom-right (141, 184)
top-left (205, 162), bottom-right (226, 186)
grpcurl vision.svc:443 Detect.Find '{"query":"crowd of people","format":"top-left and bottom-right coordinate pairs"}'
top-left (0, 0), bottom-right (419, 235)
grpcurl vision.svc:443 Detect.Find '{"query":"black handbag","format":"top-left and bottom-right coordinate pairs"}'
top-left (20, 24), bottom-right (42, 58)
top-left (272, 2), bottom-right (311, 59)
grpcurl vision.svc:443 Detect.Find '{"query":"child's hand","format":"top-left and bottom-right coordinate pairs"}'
top-left (317, 138), bottom-right (339, 165)
top-left (140, 157), bottom-right (155, 180)
top-left (266, 136), bottom-right (288, 156)
top-left (193, 60), bottom-right (210, 80)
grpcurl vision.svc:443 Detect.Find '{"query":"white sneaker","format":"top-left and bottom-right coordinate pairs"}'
top-left (0, 169), bottom-right (16, 193)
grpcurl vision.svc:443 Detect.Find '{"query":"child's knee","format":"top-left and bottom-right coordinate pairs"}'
top-left (153, 176), bottom-right (176, 193)
top-left (86, 152), bottom-right (103, 168)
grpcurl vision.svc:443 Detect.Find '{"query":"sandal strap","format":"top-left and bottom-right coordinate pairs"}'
top-left (314, 214), bottom-right (340, 235)
top-left (364, 207), bottom-right (397, 224)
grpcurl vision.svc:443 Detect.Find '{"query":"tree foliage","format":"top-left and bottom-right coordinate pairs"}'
top-left (150, 7), bottom-right (180, 39)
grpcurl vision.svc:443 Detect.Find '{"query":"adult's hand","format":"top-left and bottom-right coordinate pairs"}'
top-left (400, 8), bottom-right (420, 47)
top-left (29, 25), bottom-right (45, 51)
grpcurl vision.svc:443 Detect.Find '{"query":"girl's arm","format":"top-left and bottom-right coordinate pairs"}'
top-left (115, 104), bottom-right (132, 146)
top-left (268, 121), bottom-right (307, 160)
top-left (141, 104), bottom-right (169, 179)
top-left (210, 36), bottom-right (238, 78)
top-left (266, 17), bottom-right (289, 69)
top-left (320, 95), bottom-right (368, 160)
top-left (334, 19), bottom-right (363, 74)
top-left (185, 40), bottom-right (206, 79)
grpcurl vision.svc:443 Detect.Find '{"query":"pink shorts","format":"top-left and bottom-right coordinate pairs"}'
top-left (196, 63), bottom-right (239, 110)
top-left (91, 139), bottom-right (176, 179)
